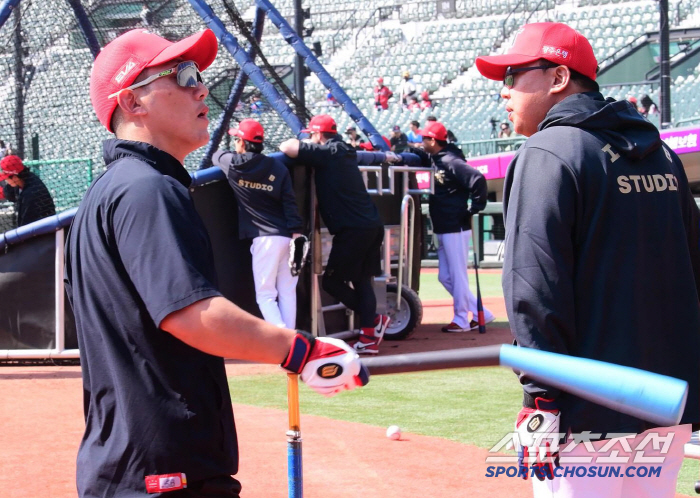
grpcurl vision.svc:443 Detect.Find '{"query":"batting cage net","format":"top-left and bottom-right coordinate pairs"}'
top-left (0, 0), bottom-right (309, 233)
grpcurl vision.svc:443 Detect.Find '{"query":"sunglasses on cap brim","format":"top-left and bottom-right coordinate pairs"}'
top-left (108, 61), bottom-right (203, 99)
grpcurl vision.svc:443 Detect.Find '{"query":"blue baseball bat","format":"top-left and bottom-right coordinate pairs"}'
top-left (362, 344), bottom-right (687, 427)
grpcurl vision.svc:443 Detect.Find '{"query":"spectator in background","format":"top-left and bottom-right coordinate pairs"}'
top-left (399, 71), bottom-right (417, 108)
top-left (250, 94), bottom-right (265, 115)
top-left (639, 94), bottom-right (659, 117)
top-left (406, 120), bottom-right (423, 147)
top-left (390, 125), bottom-right (408, 153)
top-left (498, 122), bottom-right (512, 138)
top-left (140, 4), bottom-right (153, 27)
top-left (407, 96), bottom-right (420, 111)
top-left (326, 92), bottom-right (339, 108)
top-left (427, 115), bottom-right (458, 143)
top-left (627, 95), bottom-right (638, 110)
top-left (0, 141), bottom-right (8, 159)
top-left (345, 126), bottom-right (366, 149)
top-left (0, 155), bottom-right (55, 227)
top-left (420, 90), bottom-right (433, 109)
top-left (374, 77), bottom-right (393, 111)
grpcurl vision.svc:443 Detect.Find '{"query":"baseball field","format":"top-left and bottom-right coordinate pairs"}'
top-left (1, 268), bottom-right (697, 497)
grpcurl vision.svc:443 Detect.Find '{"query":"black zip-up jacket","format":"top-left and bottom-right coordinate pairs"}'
top-left (297, 137), bottom-right (382, 234)
top-left (411, 143), bottom-right (488, 234)
top-left (503, 92), bottom-right (700, 436)
top-left (3, 170), bottom-right (56, 227)
top-left (213, 150), bottom-right (303, 239)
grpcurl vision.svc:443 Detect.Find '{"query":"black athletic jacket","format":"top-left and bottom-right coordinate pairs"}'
top-left (213, 150), bottom-right (303, 239)
top-left (297, 137), bottom-right (382, 234)
top-left (503, 92), bottom-right (700, 436)
top-left (3, 170), bottom-right (56, 227)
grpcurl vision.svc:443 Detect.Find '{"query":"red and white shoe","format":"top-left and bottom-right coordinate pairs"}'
top-left (372, 314), bottom-right (391, 346)
top-left (353, 334), bottom-right (379, 355)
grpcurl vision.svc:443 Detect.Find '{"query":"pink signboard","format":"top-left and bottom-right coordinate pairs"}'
top-left (660, 127), bottom-right (700, 154)
top-left (468, 152), bottom-right (516, 180)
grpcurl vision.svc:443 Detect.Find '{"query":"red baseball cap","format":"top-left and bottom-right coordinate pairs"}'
top-left (0, 155), bottom-right (25, 181)
top-left (90, 29), bottom-right (218, 132)
top-left (417, 121), bottom-right (448, 141)
top-left (377, 77), bottom-right (384, 84)
top-left (475, 22), bottom-right (598, 82)
top-left (229, 119), bottom-right (264, 143)
top-left (301, 115), bottom-right (337, 134)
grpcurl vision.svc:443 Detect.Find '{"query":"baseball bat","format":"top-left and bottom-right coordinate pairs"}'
top-left (472, 250), bottom-right (486, 334)
top-left (361, 344), bottom-right (687, 427)
top-left (286, 373), bottom-right (303, 498)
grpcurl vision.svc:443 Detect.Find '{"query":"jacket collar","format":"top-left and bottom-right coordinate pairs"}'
top-left (102, 139), bottom-right (192, 188)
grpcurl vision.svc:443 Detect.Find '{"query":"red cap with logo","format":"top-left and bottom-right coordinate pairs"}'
top-left (229, 119), bottom-right (264, 143)
top-left (0, 155), bottom-right (25, 181)
top-left (475, 22), bottom-right (598, 82)
top-left (301, 115), bottom-right (337, 134)
top-left (90, 29), bottom-right (218, 132)
top-left (417, 121), bottom-right (448, 141)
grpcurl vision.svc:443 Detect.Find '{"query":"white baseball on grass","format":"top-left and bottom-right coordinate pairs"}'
top-left (386, 425), bottom-right (401, 440)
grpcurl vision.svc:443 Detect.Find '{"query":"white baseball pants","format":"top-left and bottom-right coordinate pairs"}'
top-left (251, 235), bottom-right (298, 329)
top-left (436, 229), bottom-right (493, 328)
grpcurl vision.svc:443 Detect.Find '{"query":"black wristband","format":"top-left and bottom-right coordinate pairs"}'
top-left (280, 330), bottom-right (316, 374)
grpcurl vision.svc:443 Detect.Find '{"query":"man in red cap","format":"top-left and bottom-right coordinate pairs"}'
top-left (410, 121), bottom-right (492, 333)
top-left (212, 119), bottom-right (303, 329)
top-left (65, 30), bottom-right (368, 497)
top-left (373, 77), bottom-right (393, 111)
top-left (279, 115), bottom-right (390, 355)
top-left (0, 154), bottom-right (55, 227)
top-left (476, 22), bottom-right (700, 496)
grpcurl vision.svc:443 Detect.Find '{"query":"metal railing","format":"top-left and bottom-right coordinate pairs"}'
top-left (396, 195), bottom-right (415, 311)
top-left (459, 137), bottom-right (526, 157)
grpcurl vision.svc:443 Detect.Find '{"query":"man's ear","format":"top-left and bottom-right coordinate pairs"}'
top-left (115, 90), bottom-right (147, 119)
top-left (550, 66), bottom-right (571, 95)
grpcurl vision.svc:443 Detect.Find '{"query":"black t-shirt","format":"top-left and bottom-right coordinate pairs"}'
top-left (64, 139), bottom-right (237, 497)
top-left (297, 137), bottom-right (382, 234)
top-left (390, 133), bottom-right (408, 153)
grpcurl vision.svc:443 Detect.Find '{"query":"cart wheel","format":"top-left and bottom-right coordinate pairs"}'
top-left (695, 480), bottom-right (700, 494)
top-left (384, 284), bottom-right (423, 341)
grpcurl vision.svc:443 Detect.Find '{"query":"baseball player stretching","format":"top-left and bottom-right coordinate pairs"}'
top-left (66, 29), bottom-right (368, 497)
top-left (279, 115), bottom-right (390, 355)
top-left (476, 22), bottom-right (700, 497)
top-left (213, 119), bottom-right (303, 329)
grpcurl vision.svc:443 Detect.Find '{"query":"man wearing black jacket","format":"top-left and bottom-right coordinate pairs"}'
top-left (213, 119), bottom-right (303, 329)
top-left (476, 22), bottom-right (700, 496)
top-left (280, 115), bottom-right (390, 355)
top-left (411, 121), bottom-right (493, 333)
top-left (0, 155), bottom-right (55, 227)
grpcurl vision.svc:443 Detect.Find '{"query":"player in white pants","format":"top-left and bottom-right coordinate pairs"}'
top-left (213, 119), bottom-right (303, 329)
top-left (437, 229), bottom-right (495, 331)
top-left (251, 235), bottom-right (297, 328)
top-left (412, 120), bottom-right (492, 333)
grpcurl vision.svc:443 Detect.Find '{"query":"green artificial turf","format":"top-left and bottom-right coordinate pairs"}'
top-left (229, 366), bottom-right (520, 448)
top-left (418, 270), bottom-right (503, 301)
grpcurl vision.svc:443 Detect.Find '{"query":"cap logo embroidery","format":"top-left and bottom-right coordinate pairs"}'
top-left (542, 46), bottom-right (569, 59)
top-left (114, 58), bottom-right (138, 84)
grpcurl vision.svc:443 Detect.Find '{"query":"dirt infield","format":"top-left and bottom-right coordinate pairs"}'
top-left (0, 293), bottom-right (693, 497)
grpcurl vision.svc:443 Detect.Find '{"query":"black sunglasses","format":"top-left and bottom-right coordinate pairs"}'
top-left (503, 64), bottom-right (557, 89)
